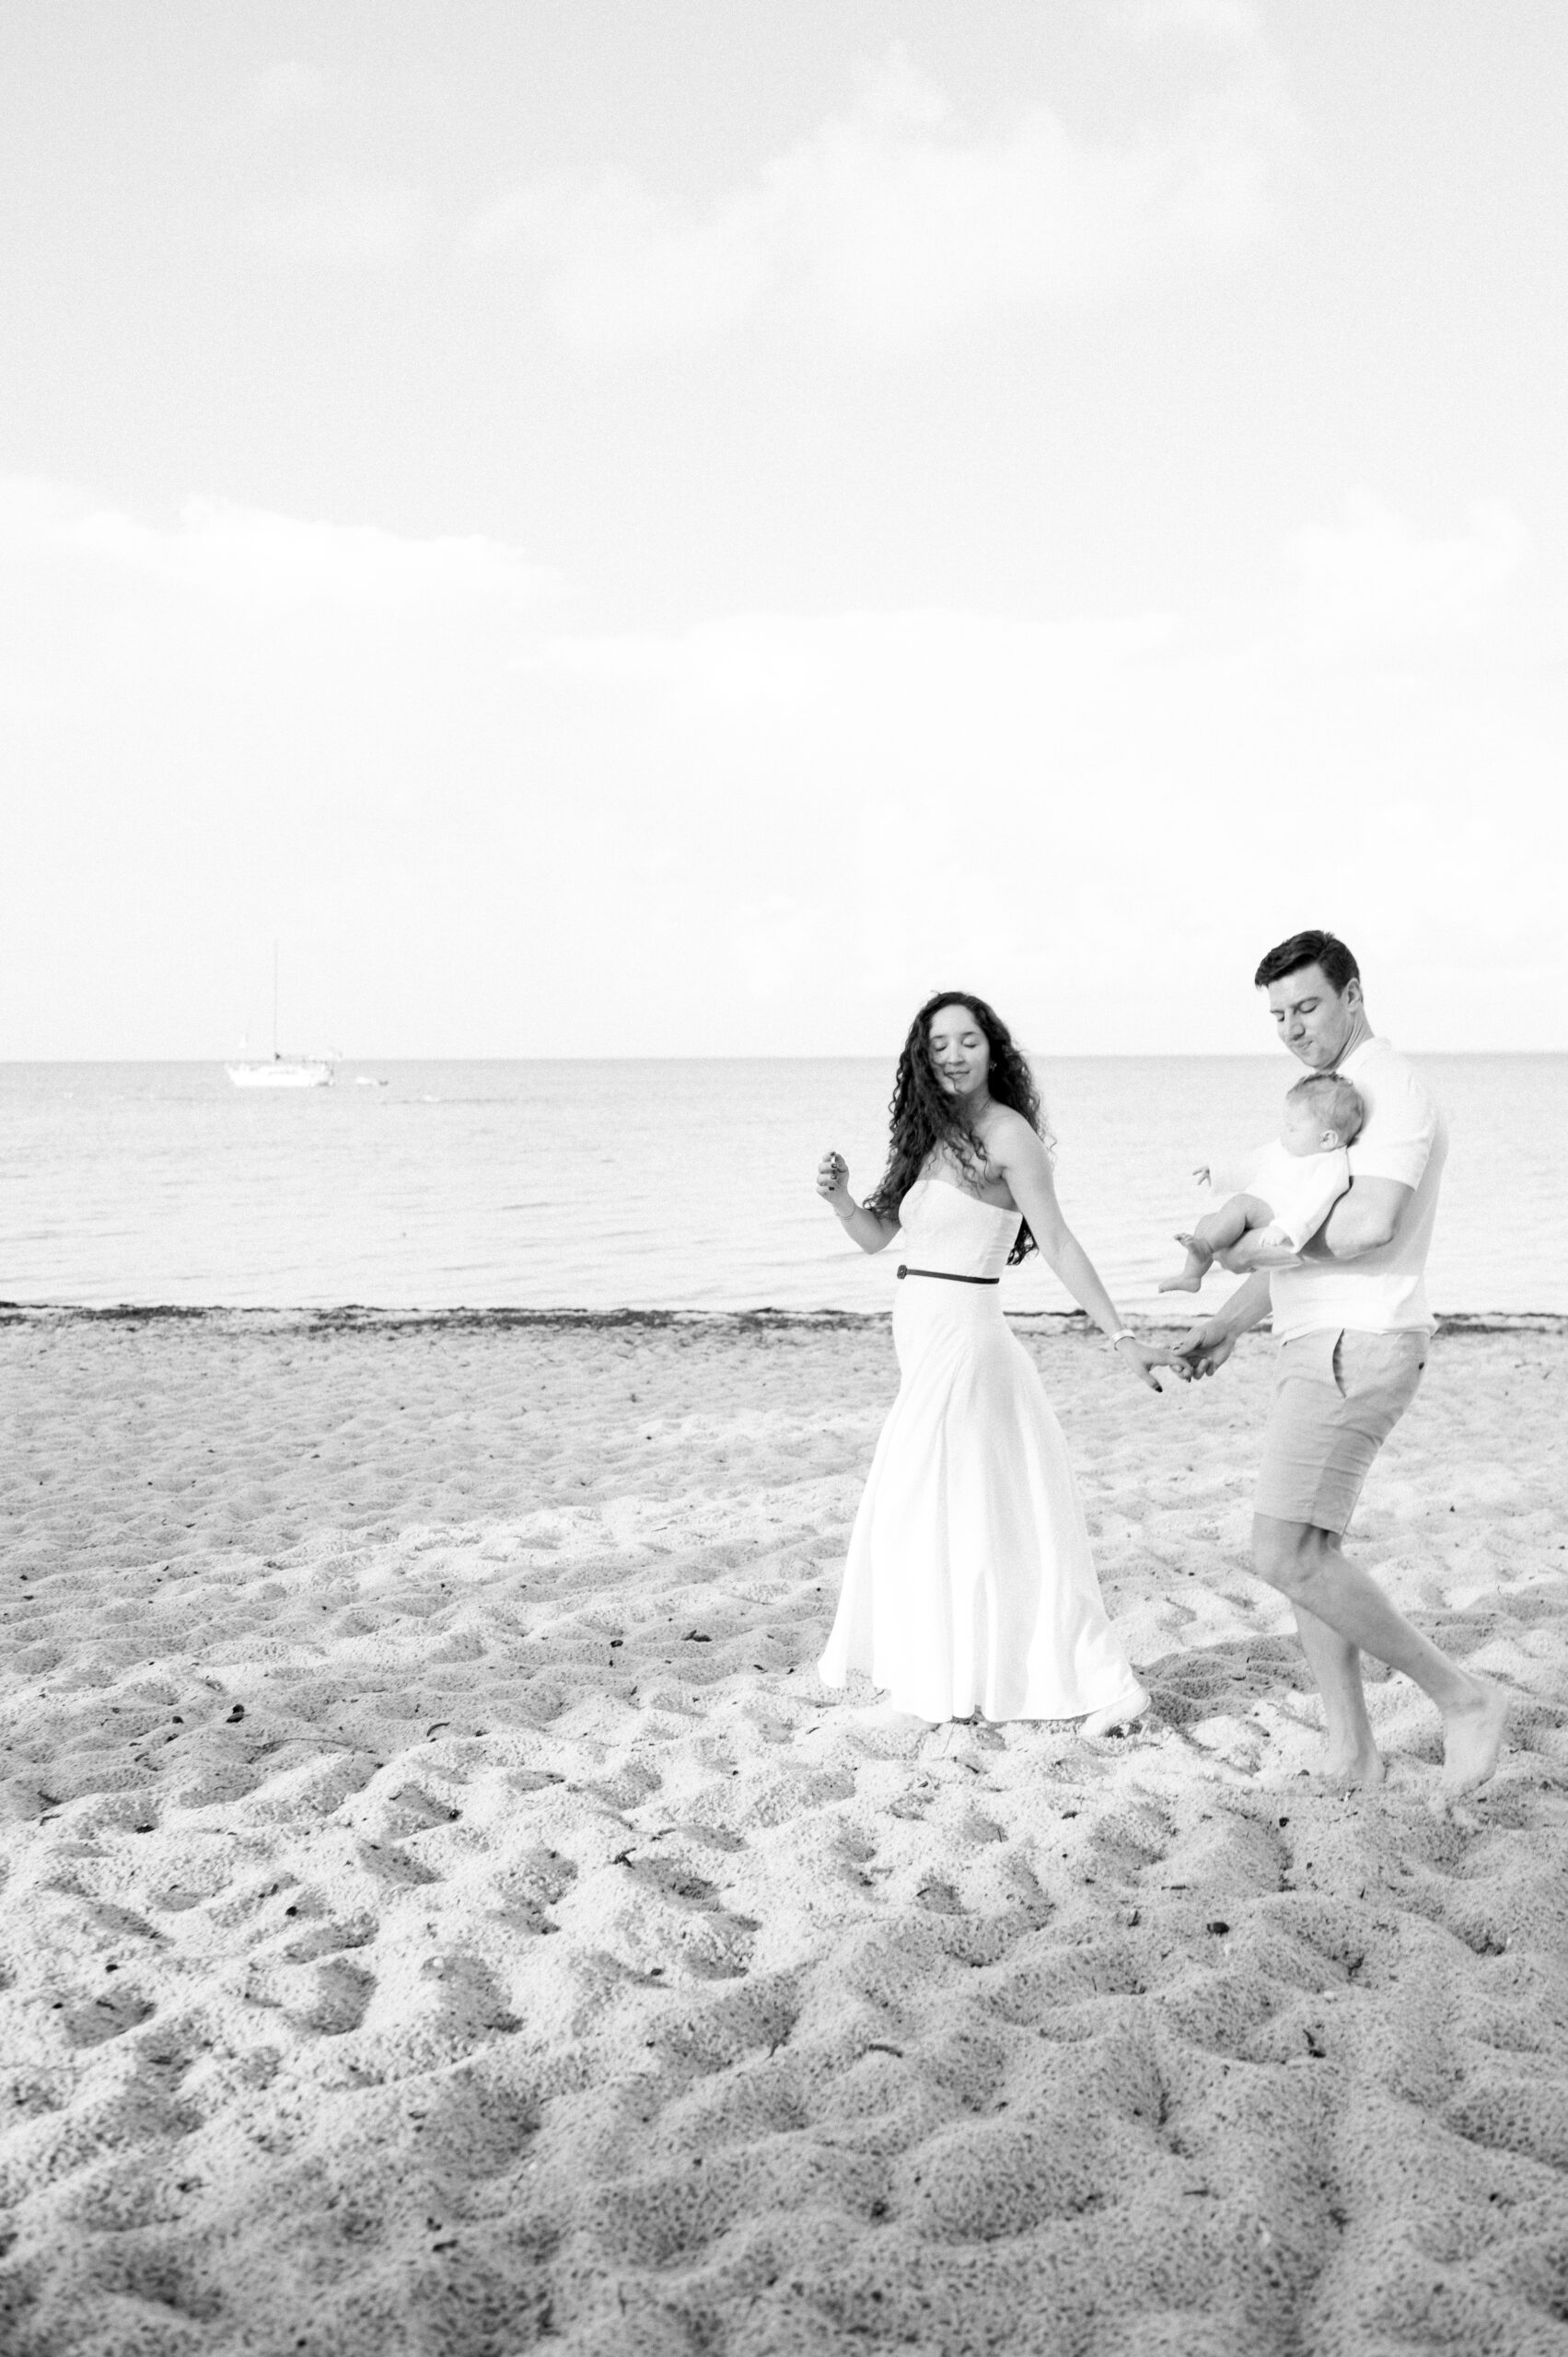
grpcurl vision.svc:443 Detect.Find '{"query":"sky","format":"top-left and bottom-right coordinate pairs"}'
top-left (3, 0), bottom-right (1565, 1058)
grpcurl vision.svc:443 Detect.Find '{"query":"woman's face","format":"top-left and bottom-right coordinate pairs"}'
top-left (927, 1004), bottom-right (991, 1097)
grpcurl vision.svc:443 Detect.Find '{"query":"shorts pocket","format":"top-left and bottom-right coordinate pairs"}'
top-left (1280, 1329), bottom-right (1342, 1394)
top-left (1332, 1331), bottom-right (1427, 1426)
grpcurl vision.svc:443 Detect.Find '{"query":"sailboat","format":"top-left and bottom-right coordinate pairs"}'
top-left (226, 947), bottom-right (333, 1089)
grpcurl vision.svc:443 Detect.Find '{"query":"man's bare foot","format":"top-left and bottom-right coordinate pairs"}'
top-left (1318, 1742), bottom-right (1386, 1791)
top-left (1438, 1682), bottom-right (1509, 1796)
top-left (1081, 1684), bottom-right (1150, 1739)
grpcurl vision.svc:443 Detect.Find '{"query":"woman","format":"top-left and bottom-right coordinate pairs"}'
top-left (818, 989), bottom-right (1182, 1731)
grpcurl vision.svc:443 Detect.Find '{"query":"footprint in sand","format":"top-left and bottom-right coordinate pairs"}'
top-left (281, 1915), bottom-right (375, 1965)
top-left (292, 1956), bottom-right (377, 2038)
top-left (57, 1982), bottom-right (157, 2048)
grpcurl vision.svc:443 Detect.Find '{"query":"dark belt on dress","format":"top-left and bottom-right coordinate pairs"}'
top-left (897, 1265), bottom-right (1000, 1285)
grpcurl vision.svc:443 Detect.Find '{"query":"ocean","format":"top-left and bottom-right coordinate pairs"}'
top-left (1, 1055), bottom-right (1562, 1319)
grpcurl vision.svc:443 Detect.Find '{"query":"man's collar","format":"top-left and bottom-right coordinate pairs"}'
top-left (1337, 1030), bottom-right (1378, 1074)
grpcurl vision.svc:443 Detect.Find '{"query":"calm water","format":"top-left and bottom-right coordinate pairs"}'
top-left (1, 1056), bottom-right (1562, 1318)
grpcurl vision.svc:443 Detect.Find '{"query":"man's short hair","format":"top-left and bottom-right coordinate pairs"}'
top-left (1288, 1071), bottom-right (1365, 1143)
top-left (1254, 929), bottom-right (1361, 994)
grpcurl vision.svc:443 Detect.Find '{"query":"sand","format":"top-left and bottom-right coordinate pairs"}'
top-left (0, 1306), bottom-right (1565, 2357)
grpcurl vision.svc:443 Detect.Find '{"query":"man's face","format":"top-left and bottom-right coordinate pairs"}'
top-left (1265, 963), bottom-right (1361, 1069)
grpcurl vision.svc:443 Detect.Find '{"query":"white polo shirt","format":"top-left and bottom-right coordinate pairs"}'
top-left (1268, 1035), bottom-right (1446, 1341)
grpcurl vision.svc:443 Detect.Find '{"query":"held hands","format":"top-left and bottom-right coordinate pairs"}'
top-left (1115, 1337), bottom-right (1192, 1395)
top-left (1173, 1320), bottom-right (1237, 1380)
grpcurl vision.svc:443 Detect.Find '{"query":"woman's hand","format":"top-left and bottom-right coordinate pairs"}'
top-left (1174, 1318), bottom-right (1240, 1378)
top-left (1115, 1337), bottom-right (1191, 1394)
top-left (820, 1154), bottom-right (899, 1252)
top-left (818, 1150), bottom-right (851, 1210)
top-left (1174, 1272), bottom-right (1272, 1376)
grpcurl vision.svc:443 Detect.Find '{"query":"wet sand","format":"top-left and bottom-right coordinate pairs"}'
top-left (1, 1309), bottom-right (1564, 2355)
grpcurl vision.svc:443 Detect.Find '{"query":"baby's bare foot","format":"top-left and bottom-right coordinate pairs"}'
top-left (1159, 1234), bottom-right (1212, 1293)
top-left (1439, 1682), bottom-right (1509, 1797)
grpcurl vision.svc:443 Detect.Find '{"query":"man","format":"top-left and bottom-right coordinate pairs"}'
top-left (1179, 929), bottom-right (1507, 1794)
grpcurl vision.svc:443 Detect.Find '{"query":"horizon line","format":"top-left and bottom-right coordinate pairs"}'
top-left (3, 1048), bottom-right (1566, 1067)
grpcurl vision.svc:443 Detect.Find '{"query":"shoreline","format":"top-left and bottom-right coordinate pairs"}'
top-left (5, 1300), bottom-right (1568, 1335)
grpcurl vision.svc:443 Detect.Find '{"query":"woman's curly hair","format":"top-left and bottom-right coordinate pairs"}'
top-left (862, 988), bottom-right (1052, 1264)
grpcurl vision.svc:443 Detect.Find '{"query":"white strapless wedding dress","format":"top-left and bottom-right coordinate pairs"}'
top-left (819, 1176), bottom-right (1142, 1723)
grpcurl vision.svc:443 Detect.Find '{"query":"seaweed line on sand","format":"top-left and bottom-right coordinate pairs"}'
top-left (2, 1301), bottom-right (1565, 1336)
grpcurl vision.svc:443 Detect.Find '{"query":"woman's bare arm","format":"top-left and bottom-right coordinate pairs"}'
top-left (817, 1151), bottom-right (900, 1255)
top-left (987, 1111), bottom-right (1185, 1392)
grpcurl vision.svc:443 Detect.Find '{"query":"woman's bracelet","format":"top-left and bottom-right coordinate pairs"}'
top-left (1109, 1328), bottom-right (1138, 1349)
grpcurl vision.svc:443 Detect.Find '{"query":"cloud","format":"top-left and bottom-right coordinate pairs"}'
top-left (251, 60), bottom-right (331, 120)
top-left (728, 894), bottom-right (824, 998)
top-left (468, 174), bottom-right (764, 347)
top-left (6, 472), bottom-right (1560, 1054)
top-left (1109, 0), bottom-right (1264, 47)
top-left (0, 481), bottom-right (554, 608)
top-left (1286, 494), bottom-right (1530, 642)
top-left (465, 44), bottom-right (1288, 349)
top-left (528, 607), bottom-right (1176, 718)
top-left (243, 180), bottom-right (426, 265)
top-left (507, 494), bottom-right (1566, 1039)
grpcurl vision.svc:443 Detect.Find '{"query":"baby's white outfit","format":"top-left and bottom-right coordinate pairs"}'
top-left (1237, 1139), bottom-right (1351, 1249)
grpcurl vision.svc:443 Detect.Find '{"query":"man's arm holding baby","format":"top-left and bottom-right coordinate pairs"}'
top-left (1181, 1164), bottom-right (1415, 1376)
top-left (1296, 1061), bottom-right (1433, 1262)
top-left (1302, 1174), bottom-right (1412, 1260)
top-left (1208, 1173), bottom-right (1411, 1271)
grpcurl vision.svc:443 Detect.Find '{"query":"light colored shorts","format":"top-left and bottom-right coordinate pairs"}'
top-left (1255, 1326), bottom-right (1428, 1535)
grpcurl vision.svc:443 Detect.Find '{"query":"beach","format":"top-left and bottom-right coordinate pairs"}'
top-left (1, 1308), bottom-right (1565, 2356)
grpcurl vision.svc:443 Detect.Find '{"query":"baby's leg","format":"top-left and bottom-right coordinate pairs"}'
top-left (1244, 1219), bottom-right (1305, 1268)
top-left (1158, 1195), bottom-right (1269, 1292)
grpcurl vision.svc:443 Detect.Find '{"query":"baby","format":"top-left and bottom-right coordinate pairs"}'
top-left (1158, 1071), bottom-right (1365, 1293)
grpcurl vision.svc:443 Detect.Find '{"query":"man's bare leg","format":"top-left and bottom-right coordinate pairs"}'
top-left (1290, 1585), bottom-right (1383, 1787)
top-left (1253, 1515), bottom-right (1508, 1795)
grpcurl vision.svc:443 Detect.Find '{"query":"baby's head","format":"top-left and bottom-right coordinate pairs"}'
top-left (1282, 1071), bottom-right (1365, 1155)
